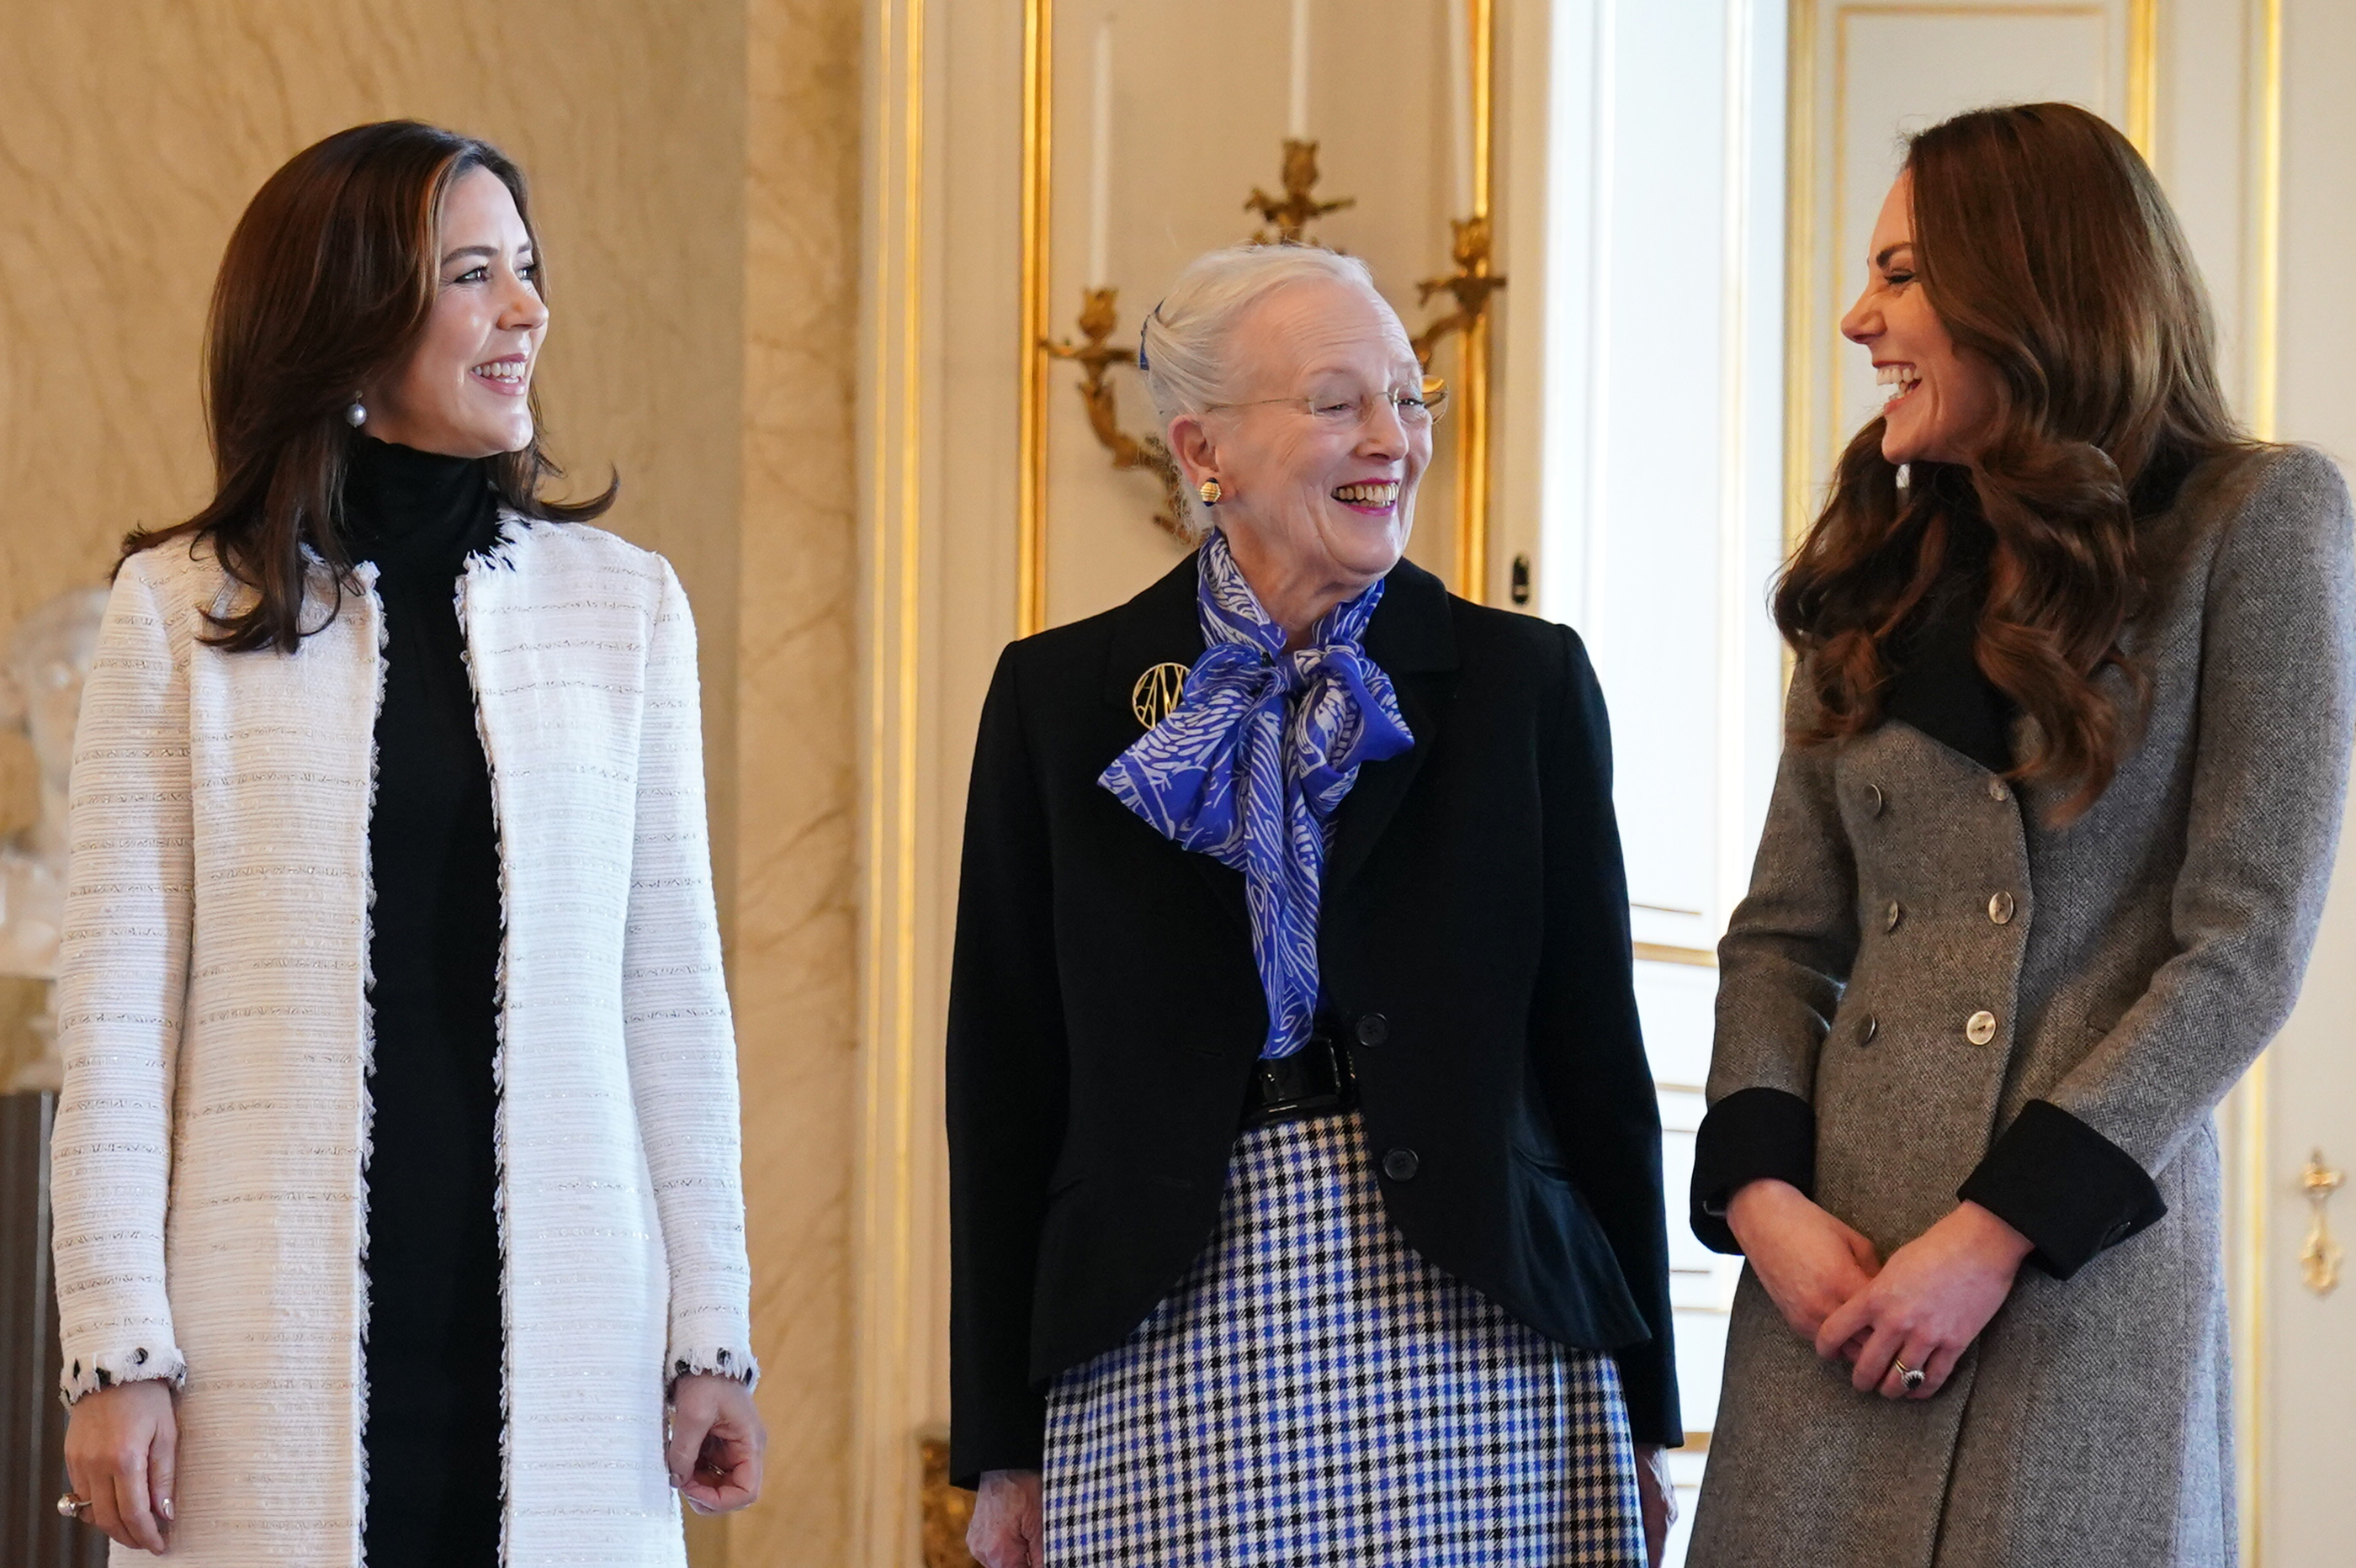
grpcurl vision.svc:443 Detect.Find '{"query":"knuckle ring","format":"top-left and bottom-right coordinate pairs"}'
top-left (56, 1492), bottom-right (91, 1518)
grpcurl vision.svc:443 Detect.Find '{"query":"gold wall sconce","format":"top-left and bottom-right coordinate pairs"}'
top-left (1246, 138), bottom-right (1357, 244)
top-left (2300, 1148), bottom-right (2343, 1296)
top-left (1409, 215), bottom-right (1506, 369)
top-left (1043, 137), bottom-right (1504, 554)
top-left (1021, 0), bottom-right (1504, 631)
top-left (1044, 286), bottom-right (1192, 538)
top-left (919, 1434), bottom-right (979, 1568)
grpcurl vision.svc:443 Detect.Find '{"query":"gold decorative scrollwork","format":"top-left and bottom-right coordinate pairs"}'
top-left (1043, 113), bottom-right (1499, 585)
top-left (1409, 215), bottom-right (1507, 369)
top-left (918, 1434), bottom-right (979, 1568)
top-left (1047, 139), bottom-right (1362, 542)
top-left (1043, 285), bottom-right (1191, 539)
top-left (2300, 1148), bottom-right (2343, 1296)
top-left (1245, 138), bottom-right (1357, 245)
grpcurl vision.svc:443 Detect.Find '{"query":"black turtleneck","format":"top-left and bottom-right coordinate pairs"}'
top-left (344, 436), bottom-right (504, 1565)
top-left (1881, 507), bottom-right (2017, 774)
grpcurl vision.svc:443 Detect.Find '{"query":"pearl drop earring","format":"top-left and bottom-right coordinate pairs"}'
top-left (345, 396), bottom-right (368, 428)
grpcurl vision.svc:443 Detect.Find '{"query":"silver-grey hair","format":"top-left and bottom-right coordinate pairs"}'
top-left (1138, 243), bottom-right (1393, 538)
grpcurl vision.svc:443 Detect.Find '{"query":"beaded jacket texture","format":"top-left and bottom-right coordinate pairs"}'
top-left (48, 520), bottom-right (756, 1567)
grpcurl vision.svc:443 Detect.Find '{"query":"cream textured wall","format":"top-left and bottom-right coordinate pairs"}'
top-left (0, 4), bottom-right (863, 1564)
top-left (728, 1), bottom-right (864, 1564)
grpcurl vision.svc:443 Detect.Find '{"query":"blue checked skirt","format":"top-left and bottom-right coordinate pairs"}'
top-left (1043, 1110), bottom-right (1645, 1566)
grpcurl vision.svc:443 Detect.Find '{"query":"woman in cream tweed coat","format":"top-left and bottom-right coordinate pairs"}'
top-left (50, 123), bottom-right (760, 1566)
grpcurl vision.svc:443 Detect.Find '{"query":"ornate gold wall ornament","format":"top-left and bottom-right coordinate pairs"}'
top-left (1133, 661), bottom-right (1191, 729)
top-left (917, 1435), bottom-right (979, 1568)
top-left (1409, 216), bottom-right (1507, 369)
top-left (1044, 286), bottom-right (1191, 538)
top-left (1245, 138), bottom-right (1357, 245)
top-left (1024, 0), bottom-right (1503, 626)
top-left (2300, 1149), bottom-right (2343, 1296)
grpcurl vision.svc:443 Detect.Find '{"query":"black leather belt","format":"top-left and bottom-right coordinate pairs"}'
top-left (1239, 1033), bottom-right (1356, 1128)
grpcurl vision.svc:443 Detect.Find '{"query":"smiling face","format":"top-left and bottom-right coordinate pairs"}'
top-left (1167, 278), bottom-right (1430, 632)
top-left (363, 166), bottom-right (548, 458)
top-left (1842, 172), bottom-right (2001, 466)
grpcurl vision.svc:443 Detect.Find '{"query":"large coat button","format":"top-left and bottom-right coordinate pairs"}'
top-left (1355, 1013), bottom-right (1391, 1047)
top-left (1988, 892), bottom-right (2016, 925)
top-left (1988, 780), bottom-right (2011, 803)
top-left (1966, 1010), bottom-right (1998, 1046)
top-left (1884, 901), bottom-right (1903, 934)
top-left (1855, 1014), bottom-right (1879, 1048)
top-left (1864, 783), bottom-right (1886, 818)
top-left (1382, 1148), bottom-right (1421, 1181)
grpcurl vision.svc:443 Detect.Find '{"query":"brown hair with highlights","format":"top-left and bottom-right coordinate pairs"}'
top-left (128, 119), bottom-right (616, 652)
top-left (1775, 102), bottom-right (2253, 819)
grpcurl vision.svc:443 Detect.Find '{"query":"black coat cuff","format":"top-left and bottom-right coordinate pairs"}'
top-left (1688, 1087), bottom-right (1816, 1254)
top-left (1957, 1099), bottom-right (2167, 1279)
top-left (1610, 1340), bottom-right (1682, 1449)
top-left (948, 1381), bottom-right (1048, 1490)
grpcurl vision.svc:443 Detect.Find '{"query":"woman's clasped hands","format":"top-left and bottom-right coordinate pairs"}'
top-left (1726, 1179), bottom-right (2034, 1401)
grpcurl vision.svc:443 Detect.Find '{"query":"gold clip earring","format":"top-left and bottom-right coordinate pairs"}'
top-left (1198, 478), bottom-right (1223, 506)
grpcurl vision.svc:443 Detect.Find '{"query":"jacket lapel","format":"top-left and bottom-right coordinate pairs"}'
top-left (1098, 553), bottom-right (1206, 718)
top-left (1097, 553), bottom-right (1251, 933)
top-left (1324, 557), bottom-right (1459, 898)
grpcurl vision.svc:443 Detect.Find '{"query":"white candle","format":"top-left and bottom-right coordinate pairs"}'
top-left (1446, 0), bottom-right (1475, 215)
top-left (1089, 18), bottom-right (1114, 289)
top-left (1288, 0), bottom-right (1311, 141)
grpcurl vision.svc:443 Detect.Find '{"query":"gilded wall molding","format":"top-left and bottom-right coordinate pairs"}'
top-left (852, 0), bottom-right (934, 1560)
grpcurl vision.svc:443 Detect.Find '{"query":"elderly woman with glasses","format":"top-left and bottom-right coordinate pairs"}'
top-left (947, 243), bottom-right (1680, 1568)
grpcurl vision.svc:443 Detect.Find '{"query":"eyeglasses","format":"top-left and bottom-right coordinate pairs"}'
top-left (1205, 379), bottom-right (1450, 431)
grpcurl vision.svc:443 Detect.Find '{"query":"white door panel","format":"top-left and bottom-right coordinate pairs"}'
top-left (2253, 4), bottom-right (2356, 1560)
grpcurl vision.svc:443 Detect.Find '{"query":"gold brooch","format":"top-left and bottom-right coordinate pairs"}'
top-left (1131, 661), bottom-right (1190, 729)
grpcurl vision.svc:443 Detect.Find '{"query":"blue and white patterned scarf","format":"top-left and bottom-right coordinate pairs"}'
top-left (1099, 531), bottom-right (1415, 1058)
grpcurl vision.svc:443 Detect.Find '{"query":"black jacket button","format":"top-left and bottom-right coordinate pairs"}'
top-left (1382, 1148), bottom-right (1420, 1181)
top-left (1355, 1013), bottom-right (1391, 1047)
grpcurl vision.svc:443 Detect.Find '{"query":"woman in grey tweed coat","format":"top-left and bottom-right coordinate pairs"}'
top-left (1687, 105), bottom-right (2354, 1567)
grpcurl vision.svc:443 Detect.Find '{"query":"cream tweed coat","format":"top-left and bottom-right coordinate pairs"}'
top-left (48, 520), bottom-right (757, 1567)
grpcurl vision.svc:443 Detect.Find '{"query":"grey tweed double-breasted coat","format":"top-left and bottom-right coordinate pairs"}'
top-left (1688, 446), bottom-right (2356, 1568)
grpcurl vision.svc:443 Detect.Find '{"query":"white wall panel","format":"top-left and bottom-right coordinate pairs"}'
top-left (1541, 0), bottom-right (1789, 961)
top-left (2254, 6), bottom-right (2356, 1560)
top-left (1541, 16), bottom-right (1785, 1538)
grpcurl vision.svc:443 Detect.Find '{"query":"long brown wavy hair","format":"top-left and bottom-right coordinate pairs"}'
top-left (1776, 103), bottom-right (2252, 818)
top-left (128, 120), bottom-right (615, 652)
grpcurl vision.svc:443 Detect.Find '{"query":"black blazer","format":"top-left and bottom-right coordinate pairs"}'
top-left (946, 552), bottom-right (1679, 1486)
